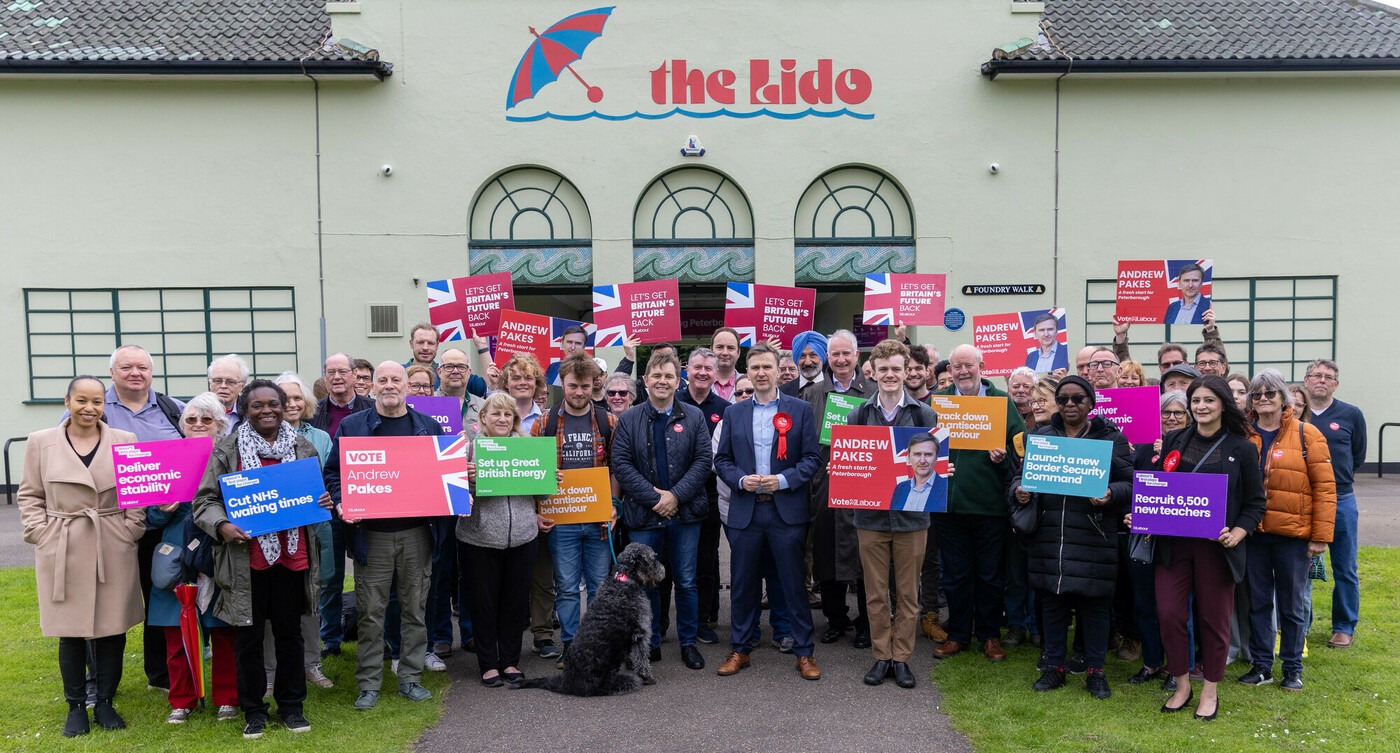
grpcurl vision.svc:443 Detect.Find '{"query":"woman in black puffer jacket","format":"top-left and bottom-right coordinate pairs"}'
top-left (1010, 376), bottom-right (1133, 700)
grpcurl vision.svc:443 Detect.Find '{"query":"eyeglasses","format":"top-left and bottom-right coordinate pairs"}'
top-left (1250, 389), bottom-right (1279, 401)
top-left (606, 390), bottom-right (631, 398)
top-left (354, 374), bottom-right (372, 383)
top-left (325, 368), bottom-right (352, 377)
top-left (1161, 410), bottom-right (1188, 419)
top-left (184, 415), bottom-right (216, 425)
top-left (1055, 394), bottom-right (1090, 406)
top-left (408, 384), bottom-right (434, 394)
top-left (209, 378), bottom-right (243, 387)
top-left (1195, 359), bottom-right (1223, 369)
top-left (1030, 398), bottom-right (1049, 406)
top-left (439, 364), bottom-right (469, 372)
top-left (735, 388), bottom-right (756, 397)
top-left (1087, 360), bottom-right (1119, 370)
top-left (1158, 359), bottom-right (1185, 370)
top-left (1305, 373), bottom-right (1337, 383)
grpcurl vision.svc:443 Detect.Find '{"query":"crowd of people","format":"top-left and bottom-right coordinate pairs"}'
top-left (17, 314), bottom-right (1368, 738)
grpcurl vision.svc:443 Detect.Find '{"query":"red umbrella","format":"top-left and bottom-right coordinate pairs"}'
top-left (174, 583), bottom-right (205, 704)
top-left (506, 6), bottom-right (615, 109)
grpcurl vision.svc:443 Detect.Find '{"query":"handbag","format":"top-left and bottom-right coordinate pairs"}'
top-left (151, 541), bottom-right (188, 591)
top-left (1128, 532), bottom-right (1155, 564)
top-left (1010, 497), bottom-right (1039, 535)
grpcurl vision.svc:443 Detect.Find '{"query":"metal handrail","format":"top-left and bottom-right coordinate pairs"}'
top-left (1379, 423), bottom-right (1400, 479)
top-left (4, 436), bottom-right (27, 504)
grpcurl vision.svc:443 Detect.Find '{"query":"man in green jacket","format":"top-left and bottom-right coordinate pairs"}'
top-left (930, 345), bottom-right (1025, 663)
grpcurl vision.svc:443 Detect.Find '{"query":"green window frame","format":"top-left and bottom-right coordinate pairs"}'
top-left (24, 287), bottom-right (298, 403)
top-left (1084, 275), bottom-right (1337, 379)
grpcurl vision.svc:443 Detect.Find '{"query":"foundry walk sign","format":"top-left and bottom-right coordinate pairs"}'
top-left (961, 284), bottom-right (1046, 296)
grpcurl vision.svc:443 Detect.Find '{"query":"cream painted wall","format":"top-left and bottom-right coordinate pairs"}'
top-left (6, 1), bottom-right (1398, 476)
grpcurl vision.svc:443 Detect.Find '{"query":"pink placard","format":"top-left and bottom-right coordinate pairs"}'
top-left (1092, 386), bottom-right (1162, 444)
top-left (113, 437), bottom-right (214, 508)
top-left (724, 282), bottom-right (816, 348)
top-left (863, 273), bottom-right (946, 326)
top-left (427, 272), bottom-right (515, 340)
top-left (593, 280), bottom-right (681, 346)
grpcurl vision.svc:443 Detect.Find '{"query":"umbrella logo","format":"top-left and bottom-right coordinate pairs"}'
top-left (507, 6), bottom-right (615, 109)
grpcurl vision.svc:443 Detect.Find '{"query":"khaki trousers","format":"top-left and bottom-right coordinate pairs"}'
top-left (858, 528), bottom-right (928, 662)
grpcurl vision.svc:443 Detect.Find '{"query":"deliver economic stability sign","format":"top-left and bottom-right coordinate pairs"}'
top-left (1130, 471), bottom-right (1227, 539)
top-left (218, 457), bottom-right (329, 537)
top-left (1092, 386), bottom-right (1161, 444)
top-left (472, 436), bottom-right (558, 496)
top-left (113, 437), bottom-right (213, 508)
top-left (338, 436), bottom-right (473, 520)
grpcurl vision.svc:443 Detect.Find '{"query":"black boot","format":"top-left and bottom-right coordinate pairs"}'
top-left (92, 701), bottom-right (126, 731)
top-left (62, 702), bottom-right (89, 738)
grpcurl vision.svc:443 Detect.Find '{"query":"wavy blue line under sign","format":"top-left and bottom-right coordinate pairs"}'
top-left (506, 107), bottom-right (875, 122)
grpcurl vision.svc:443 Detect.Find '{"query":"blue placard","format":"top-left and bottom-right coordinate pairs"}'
top-left (1019, 434), bottom-right (1114, 498)
top-left (943, 307), bottom-right (966, 331)
top-left (218, 457), bottom-right (330, 537)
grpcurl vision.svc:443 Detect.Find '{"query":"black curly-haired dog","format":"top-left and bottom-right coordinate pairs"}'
top-left (515, 543), bottom-right (666, 696)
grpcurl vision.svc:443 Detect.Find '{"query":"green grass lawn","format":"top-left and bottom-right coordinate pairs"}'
top-left (933, 546), bottom-right (1399, 753)
top-left (0, 569), bottom-right (446, 752)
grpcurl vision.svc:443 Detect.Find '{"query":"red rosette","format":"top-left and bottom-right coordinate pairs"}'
top-left (1163, 450), bottom-right (1181, 472)
top-left (773, 412), bottom-right (792, 460)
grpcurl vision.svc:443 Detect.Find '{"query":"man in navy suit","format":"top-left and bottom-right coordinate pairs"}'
top-left (714, 343), bottom-right (823, 680)
top-left (1023, 312), bottom-right (1069, 373)
top-left (1164, 262), bottom-right (1210, 325)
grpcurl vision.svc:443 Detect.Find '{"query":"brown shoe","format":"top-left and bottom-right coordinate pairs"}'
top-left (1116, 638), bottom-right (1142, 662)
top-left (1327, 632), bottom-right (1353, 649)
top-left (716, 652), bottom-right (751, 676)
top-left (796, 656), bottom-right (822, 681)
top-left (920, 612), bottom-right (949, 643)
top-left (932, 640), bottom-right (965, 659)
top-left (983, 638), bottom-right (1007, 662)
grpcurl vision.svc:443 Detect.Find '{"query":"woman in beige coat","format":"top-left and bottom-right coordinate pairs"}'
top-left (19, 376), bottom-right (146, 737)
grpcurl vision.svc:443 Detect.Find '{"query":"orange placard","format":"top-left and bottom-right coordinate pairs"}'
top-left (538, 466), bottom-right (612, 524)
top-left (928, 394), bottom-right (1008, 452)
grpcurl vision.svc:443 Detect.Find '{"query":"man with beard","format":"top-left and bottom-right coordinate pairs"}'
top-left (780, 330), bottom-right (827, 397)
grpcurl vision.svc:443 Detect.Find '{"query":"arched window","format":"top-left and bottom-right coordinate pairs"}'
top-left (468, 166), bottom-right (592, 286)
top-left (793, 166), bottom-right (915, 285)
top-left (632, 166), bottom-right (755, 283)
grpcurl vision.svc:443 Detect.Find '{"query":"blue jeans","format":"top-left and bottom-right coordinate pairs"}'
top-left (629, 521), bottom-right (701, 648)
top-left (1246, 533), bottom-right (1310, 674)
top-left (317, 519), bottom-right (348, 650)
top-left (1329, 492), bottom-right (1359, 634)
top-left (424, 545), bottom-right (456, 646)
top-left (548, 523), bottom-right (612, 644)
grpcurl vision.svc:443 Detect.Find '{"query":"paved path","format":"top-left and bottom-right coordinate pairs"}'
top-left (414, 577), bottom-right (972, 753)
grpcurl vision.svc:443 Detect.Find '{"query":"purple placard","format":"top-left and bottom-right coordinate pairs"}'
top-left (406, 396), bottom-right (464, 436)
top-left (1131, 471), bottom-right (1227, 539)
top-left (1092, 386), bottom-right (1161, 444)
top-left (113, 437), bottom-right (214, 508)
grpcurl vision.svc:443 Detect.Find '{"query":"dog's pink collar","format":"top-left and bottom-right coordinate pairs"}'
top-left (614, 572), bottom-right (629, 583)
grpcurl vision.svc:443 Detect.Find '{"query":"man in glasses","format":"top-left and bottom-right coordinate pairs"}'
top-left (1193, 342), bottom-right (1230, 377)
top-left (933, 345), bottom-right (1026, 663)
top-left (352, 358), bottom-right (375, 398)
top-left (309, 351), bottom-right (376, 659)
top-left (207, 353), bottom-right (249, 430)
top-left (1301, 358), bottom-right (1367, 649)
top-left (1084, 348), bottom-right (1121, 391)
top-left (434, 348), bottom-right (484, 432)
top-left (678, 347), bottom-right (730, 645)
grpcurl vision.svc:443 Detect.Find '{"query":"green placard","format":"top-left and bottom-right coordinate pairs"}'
top-left (820, 392), bottom-right (865, 445)
top-left (472, 436), bottom-right (558, 496)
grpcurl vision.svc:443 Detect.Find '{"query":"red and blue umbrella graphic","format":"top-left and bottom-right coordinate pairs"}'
top-left (506, 6), bottom-right (615, 109)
